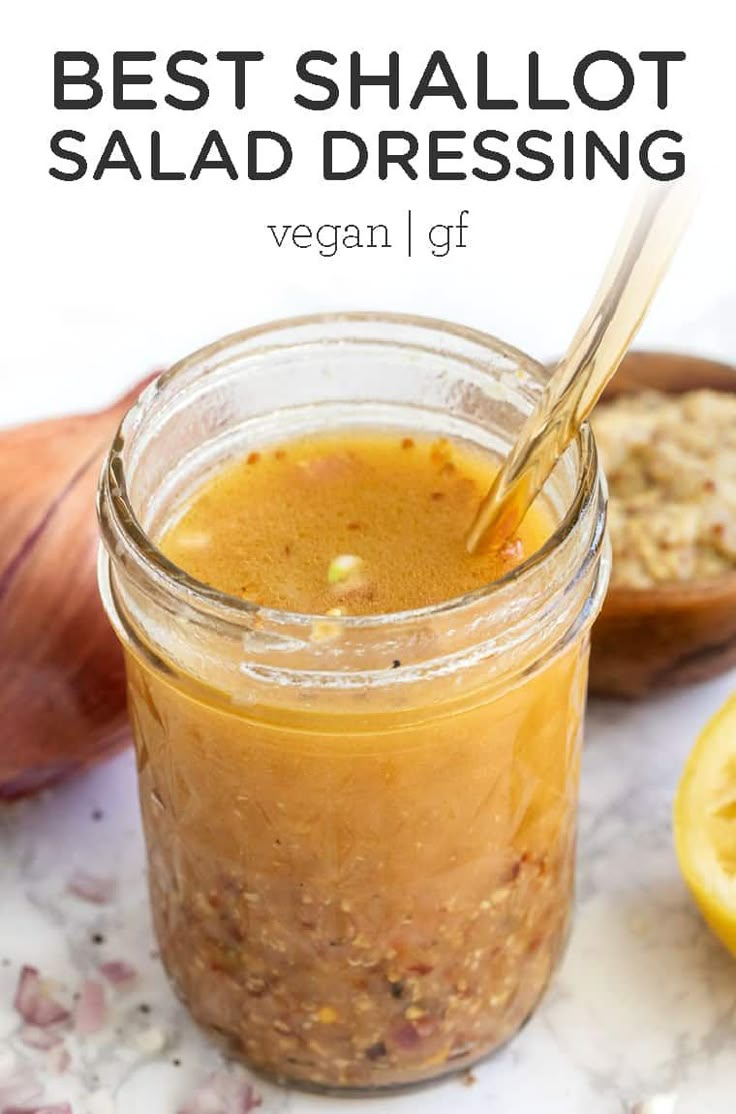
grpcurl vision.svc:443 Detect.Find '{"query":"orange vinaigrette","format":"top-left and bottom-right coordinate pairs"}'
top-left (160, 432), bottom-right (552, 615)
top-left (124, 432), bottom-right (581, 1089)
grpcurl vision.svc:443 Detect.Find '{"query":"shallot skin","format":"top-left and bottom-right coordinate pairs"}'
top-left (0, 381), bottom-right (149, 799)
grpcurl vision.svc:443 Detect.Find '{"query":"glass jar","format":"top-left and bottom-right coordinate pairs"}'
top-left (97, 312), bottom-right (610, 1093)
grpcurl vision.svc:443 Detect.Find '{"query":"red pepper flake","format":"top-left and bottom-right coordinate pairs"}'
top-left (347, 521), bottom-right (362, 531)
top-left (508, 859), bottom-right (523, 882)
top-left (408, 962), bottom-right (433, 975)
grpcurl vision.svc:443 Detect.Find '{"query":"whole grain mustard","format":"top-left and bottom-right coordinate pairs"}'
top-left (593, 390), bottom-right (736, 588)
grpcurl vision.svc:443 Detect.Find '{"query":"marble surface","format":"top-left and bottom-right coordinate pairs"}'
top-left (2, 674), bottom-right (736, 1114)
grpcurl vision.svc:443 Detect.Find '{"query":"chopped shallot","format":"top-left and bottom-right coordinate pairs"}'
top-left (74, 979), bottom-right (107, 1036)
top-left (0, 1049), bottom-right (43, 1109)
top-left (18, 1025), bottom-right (65, 1051)
top-left (4, 1106), bottom-right (73, 1114)
top-left (46, 1045), bottom-right (71, 1074)
top-left (66, 871), bottom-right (116, 905)
top-left (13, 967), bottom-right (70, 1027)
top-left (177, 1067), bottom-right (262, 1114)
top-left (98, 961), bottom-right (137, 988)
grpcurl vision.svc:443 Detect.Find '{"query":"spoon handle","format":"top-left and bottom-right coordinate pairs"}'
top-left (466, 184), bottom-right (696, 555)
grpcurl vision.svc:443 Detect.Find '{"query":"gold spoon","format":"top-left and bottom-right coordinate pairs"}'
top-left (466, 184), bottom-right (696, 555)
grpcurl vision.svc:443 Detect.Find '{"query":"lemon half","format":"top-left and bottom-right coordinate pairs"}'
top-left (674, 692), bottom-right (736, 958)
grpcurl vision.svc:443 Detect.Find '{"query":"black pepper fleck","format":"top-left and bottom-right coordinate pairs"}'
top-left (389, 980), bottom-right (405, 999)
top-left (91, 809), bottom-right (104, 822)
top-left (392, 659), bottom-right (401, 669)
top-left (138, 1003), bottom-right (151, 1014)
top-left (173, 1058), bottom-right (182, 1067)
top-left (91, 933), bottom-right (105, 945)
top-left (365, 1041), bottom-right (387, 1061)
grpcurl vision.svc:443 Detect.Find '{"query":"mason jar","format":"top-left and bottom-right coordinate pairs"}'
top-left (97, 312), bottom-right (610, 1092)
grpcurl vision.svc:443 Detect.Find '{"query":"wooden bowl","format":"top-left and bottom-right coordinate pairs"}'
top-left (589, 350), bottom-right (736, 698)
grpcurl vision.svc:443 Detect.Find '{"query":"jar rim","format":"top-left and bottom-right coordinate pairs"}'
top-left (98, 310), bottom-right (602, 633)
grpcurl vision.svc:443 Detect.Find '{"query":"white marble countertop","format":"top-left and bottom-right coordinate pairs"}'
top-left (2, 673), bottom-right (736, 1114)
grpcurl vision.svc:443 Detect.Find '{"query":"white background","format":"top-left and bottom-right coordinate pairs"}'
top-left (1, 0), bottom-right (734, 426)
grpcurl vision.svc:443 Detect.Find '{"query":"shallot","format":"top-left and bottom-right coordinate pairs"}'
top-left (98, 961), bottom-right (137, 988)
top-left (73, 980), bottom-right (107, 1036)
top-left (66, 871), bottom-right (116, 906)
top-left (14, 967), bottom-right (70, 1028)
top-left (0, 1049), bottom-right (43, 1109)
top-left (178, 1067), bottom-right (262, 1114)
top-left (18, 1026), bottom-right (65, 1052)
top-left (4, 1105), bottom-right (73, 1114)
top-left (0, 378), bottom-right (151, 798)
